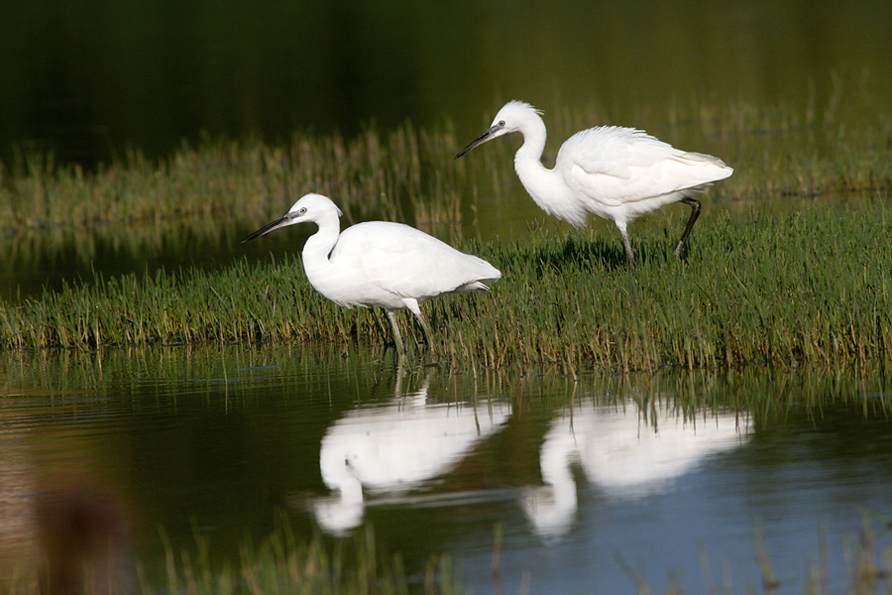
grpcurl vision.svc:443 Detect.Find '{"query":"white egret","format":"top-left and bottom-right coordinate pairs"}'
top-left (456, 101), bottom-right (733, 265)
top-left (242, 193), bottom-right (501, 353)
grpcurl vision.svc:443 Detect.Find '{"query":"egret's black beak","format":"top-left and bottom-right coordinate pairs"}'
top-left (241, 215), bottom-right (290, 243)
top-left (455, 123), bottom-right (501, 159)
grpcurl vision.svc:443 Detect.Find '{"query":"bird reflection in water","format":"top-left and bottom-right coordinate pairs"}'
top-left (523, 399), bottom-right (750, 540)
top-left (309, 372), bottom-right (511, 534)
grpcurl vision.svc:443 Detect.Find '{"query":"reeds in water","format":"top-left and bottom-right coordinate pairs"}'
top-left (3, 95), bottom-right (892, 370)
top-left (1, 193), bottom-right (889, 371)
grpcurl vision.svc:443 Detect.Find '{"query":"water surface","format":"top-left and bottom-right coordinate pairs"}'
top-left (2, 344), bottom-right (890, 593)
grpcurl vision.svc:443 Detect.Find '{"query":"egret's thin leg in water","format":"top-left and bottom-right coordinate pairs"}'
top-left (385, 311), bottom-right (406, 355)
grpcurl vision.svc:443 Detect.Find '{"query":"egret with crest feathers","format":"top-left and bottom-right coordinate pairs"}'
top-left (242, 193), bottom-right (500, 354)
top-left (456, 101), bottom-right (733, 265)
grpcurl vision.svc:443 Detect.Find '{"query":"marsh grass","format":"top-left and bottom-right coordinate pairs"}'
top-left (0, 122), bottom-right (467, 235)
top-left (1, 192), bottom-right (890, 371)
top-left (2, 95), bottom-right (892, 370)
top-left (2, 92), bottom-right (891, 236)
top-left (0, 95), bottom-right (888, 280)
top-left (153, 514), bottom-right (892, 595)
top-left (3, 523), bottom-right (465, 595)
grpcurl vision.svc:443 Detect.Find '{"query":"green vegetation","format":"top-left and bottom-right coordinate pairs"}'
top-left (150, 524), bottom-right (465, 595)
top-left (0, 123), bottom-right (466, 235)
top-left (2, 92), bottom-right (891, 236)
top-left (7, 514), bottom-right (891, 595)
top-left (4, 524), bottom-right (466, 595)
top-left (1, 96), bottom-right (891, 370)
top-left (1, 193), bottom-right (890, 370)
top-left (148, 513), bottom-right (892, 595)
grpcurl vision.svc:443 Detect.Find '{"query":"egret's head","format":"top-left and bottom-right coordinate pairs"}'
top-left (241, 193), bottom-right (343, 242)
top-left (455, 100), bottom-right (543, 159)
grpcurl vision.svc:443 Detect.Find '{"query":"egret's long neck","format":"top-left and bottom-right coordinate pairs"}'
top-left (300, 213), bottom-right (341, 291)
top-left (514, 116), bottom-right (556, 213)
top-left (512, 117), bottom-right (578, 225)
top-left (513, 113), bottom-right (548, 173)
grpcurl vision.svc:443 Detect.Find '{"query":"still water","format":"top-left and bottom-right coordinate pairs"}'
top-left (4, 2), bottom-right (891, 591)
top-left (2, 343), bottom-right (890, 593)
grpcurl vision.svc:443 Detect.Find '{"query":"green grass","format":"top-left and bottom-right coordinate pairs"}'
top-left (2, 94), bottom-right (891, 237)
top-left (1, 193), bottom-right (890, 371)
top-left (2, 95), bottom-right (892, 370)
top-left (153, 524), bottom-right (466, 595)
top-left (147, 512), bottom-right (892, 595)
top-left (4, 523), bottom-right (466, 595)
top-left (0, 123), bottom-right (467, 236)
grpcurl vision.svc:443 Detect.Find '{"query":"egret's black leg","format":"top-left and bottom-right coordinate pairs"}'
top-left (675, 197), bottom-right (701, 256)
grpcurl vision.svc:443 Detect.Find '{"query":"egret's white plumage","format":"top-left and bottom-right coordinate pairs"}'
top-left (242, 193), bottom-right (500, 353)
top-left (456, 100), bottom-right (733, 265)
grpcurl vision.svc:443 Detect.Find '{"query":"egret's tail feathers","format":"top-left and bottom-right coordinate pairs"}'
top-left (680, 152), bottom-right (734, 179)
top-left (458, 279), bottom-right (499, 293)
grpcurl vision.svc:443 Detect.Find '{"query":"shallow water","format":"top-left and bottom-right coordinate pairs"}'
top-left (1, 343), bottom-right (890, 593)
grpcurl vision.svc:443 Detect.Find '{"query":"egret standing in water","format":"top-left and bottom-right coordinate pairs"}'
top-left (242, 193), bottom-right (500, 354)
top-left (456, 101), bottom-right (733, 266)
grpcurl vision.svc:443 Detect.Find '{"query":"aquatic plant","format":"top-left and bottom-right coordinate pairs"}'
top-left (2, 95), bottom-right (892, 370)
top-left (6, 513), bottom-right (889, 595)
top-left (1, 193), bottom-right (890, 371)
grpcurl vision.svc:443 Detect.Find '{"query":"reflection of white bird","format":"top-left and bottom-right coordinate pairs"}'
top-left (242, 193), bottom-right (501, 353)
top-left (456, 101), bottom-right (733, 265)
top-left (523, 400), bottom-right (748, 539)
top-left (312, 459), bottom-right (364, 535)
top-left (312, 379), bottom-right (511, 534)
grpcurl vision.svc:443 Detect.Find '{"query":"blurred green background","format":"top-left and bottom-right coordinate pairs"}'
top-left (3, 0), bottom-right (890, 168)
